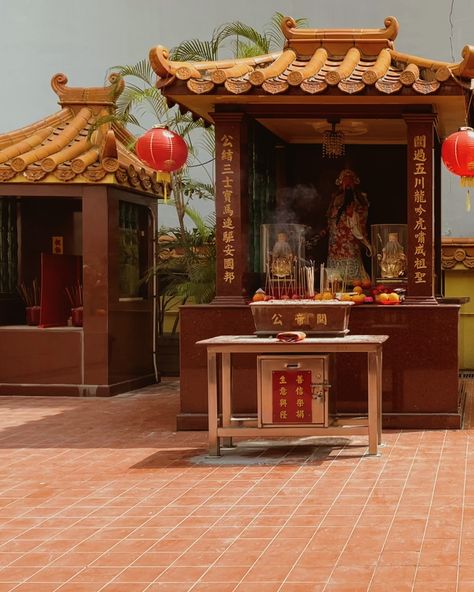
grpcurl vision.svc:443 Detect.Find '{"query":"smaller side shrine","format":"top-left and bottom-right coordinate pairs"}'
top-left (0, 74), bottom-right (168, 396)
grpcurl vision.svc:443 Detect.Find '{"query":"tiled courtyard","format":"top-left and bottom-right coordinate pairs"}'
top-left (0, 379), bottom-right (474, 591)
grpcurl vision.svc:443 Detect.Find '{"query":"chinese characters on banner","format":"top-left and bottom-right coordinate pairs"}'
top-left (272, 370), bottom-right (313, 423)
top-left (220, 134), bottom-right (236, 285)
top-left (271, 311), bottom-right (328, 329)
top-left (412, 134), bottom-right (428, 284)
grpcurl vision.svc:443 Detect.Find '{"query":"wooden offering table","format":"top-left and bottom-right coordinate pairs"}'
top-left (198, 334), bottom-right (388, 457)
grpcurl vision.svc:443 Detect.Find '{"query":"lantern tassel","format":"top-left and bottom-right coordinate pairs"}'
top-left (164, 183), bottom-right (167, 203)
top-left (460, 176), bottom-right (474, 211)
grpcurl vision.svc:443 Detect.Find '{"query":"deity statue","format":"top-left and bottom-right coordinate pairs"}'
top-left (326, 169), bottom-right (372, 283)
top-left (378, 232), bottom-right (406, 279)
top-left (271, 231), bottom-right (294, 277)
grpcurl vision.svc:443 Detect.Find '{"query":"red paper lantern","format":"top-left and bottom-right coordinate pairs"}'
top-left (441, 126), bottom-right (474, 187)
top-left (136, 127), bottom-right (188, 172)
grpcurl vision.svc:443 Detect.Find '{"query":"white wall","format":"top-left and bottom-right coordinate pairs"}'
top-left (1, 0), bottom-right (473, 233)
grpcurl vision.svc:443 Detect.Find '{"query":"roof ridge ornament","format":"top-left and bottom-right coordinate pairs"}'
top-left (50, 73), bottom-right (125, 110)
top-left (281, 15), bottom-right (399, 43)
top-left (281, 16), bottom-right (398, 56)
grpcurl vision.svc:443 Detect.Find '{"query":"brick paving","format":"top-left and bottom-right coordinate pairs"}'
top-left (0, 379), bottom-right (473, 591)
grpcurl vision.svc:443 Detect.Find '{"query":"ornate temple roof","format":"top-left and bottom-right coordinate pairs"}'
top-left (150, 16), bottom-right (474, 97)
top-left (149, 16), bottom-right (474, 136)
top-left (0, 74), bottom-right (169, 196)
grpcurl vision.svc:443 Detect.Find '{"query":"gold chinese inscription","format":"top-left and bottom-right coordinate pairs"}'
top-left (412, 134), bottom-right (428, 284)
top-left (272, 371), bottom-right (312, 423)
top-left (293, 312), bottom-right (327, 327)
top-left (220, 134), bottom-right (236, 284)
top-left (272, 313), bottom-right (283, 326)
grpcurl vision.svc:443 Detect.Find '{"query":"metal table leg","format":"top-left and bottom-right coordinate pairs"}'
top-left (207, 350), bottom-right (220, 456)
top-left (221, 352), bottom-right (233, 448)
top-left (367, 351), bottom-right (379, 455)
top-left (376, 348), bottom-right (383, 444)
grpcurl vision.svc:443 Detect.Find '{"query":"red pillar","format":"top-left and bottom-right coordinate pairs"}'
top-left (82, 185), bottom-right (110, 384)
top-left (403, 113), bottom-right (438, 304)
top-left (211, 112), bottom-right (249, 305)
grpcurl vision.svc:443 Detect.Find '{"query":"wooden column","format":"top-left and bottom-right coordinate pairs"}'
top-left (82, 185), bottom-right (110, 384)
top-left (434, 133), bottom-right (442, 296)
top-left (211, 112), bottom-right (248, 305)
top-left (403, 113), bottom-right (438, 304)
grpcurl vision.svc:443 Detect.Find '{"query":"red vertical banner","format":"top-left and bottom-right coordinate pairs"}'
top-left (212, 112), bottom-right (248, 304)
top-left (272, 370), bottom-right (313, 423)
top-left (404, 113), bottom-right (437, 303)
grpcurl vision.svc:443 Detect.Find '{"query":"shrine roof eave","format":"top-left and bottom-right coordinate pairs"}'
top-left (161, 84), bottom-right (468, 142)
top-left (152, 15), bottom-right (474, 139)
top-left (0, 74), bottom-right (171, 198)
top-left (0, 174), bottom-right (166, 199)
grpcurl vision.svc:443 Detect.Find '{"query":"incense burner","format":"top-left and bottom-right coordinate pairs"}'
top-left (249, 300), bottom-right (353, 336)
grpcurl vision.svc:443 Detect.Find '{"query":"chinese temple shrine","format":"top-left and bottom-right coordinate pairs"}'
top-left (150, 16), bottom-right (474, 429)
top-left (0, 74), bottom-right (169, 396)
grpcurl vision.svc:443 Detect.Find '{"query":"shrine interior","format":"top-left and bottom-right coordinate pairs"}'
top-left (246, 119), bottom-right (408, 294)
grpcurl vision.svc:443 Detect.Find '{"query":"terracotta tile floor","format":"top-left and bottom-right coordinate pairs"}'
top-left (0, 379), bottom-right (474, 591)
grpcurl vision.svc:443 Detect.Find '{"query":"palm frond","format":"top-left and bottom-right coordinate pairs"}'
top-left (184, 206), bottom-right (215, 239)
top-left (170, 38), bottom-right (219, 61)
top-left (232, 39), bottom-right (266, 59)
top-left (116, 85), bottom-right (169, 122)
top-left (109, 59), bottom-right (156, 86)
top-left (217, 21), bottom-right (271, 54)
top-left (266, 12), bottom-right (309, 50)
top-left (167, 114), bottom-right (205, 138)
top-left (200, 126), bottom-right (216, 159)
top-left (175, 260), bottom-right (216, 304)
top-left (181, 178), bottom-right (214, 201)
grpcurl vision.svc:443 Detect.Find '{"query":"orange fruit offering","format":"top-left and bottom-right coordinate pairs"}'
top-left (378, 293), bottom-right (389, 303)
top-left (353, 286), bottom-right (363, 294)
top-left (252, 290), bottom-right (266, 302)
top-left (322, 292), bottom-right (334, 300)
top-left (388, 292), bottom-right (400, 302)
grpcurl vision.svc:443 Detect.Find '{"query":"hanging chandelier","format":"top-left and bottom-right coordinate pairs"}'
top-left (322, 119), bottom-right (345, 158)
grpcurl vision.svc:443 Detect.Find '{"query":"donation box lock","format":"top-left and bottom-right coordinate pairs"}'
top-left (257, 355), bottom-right (329, 427)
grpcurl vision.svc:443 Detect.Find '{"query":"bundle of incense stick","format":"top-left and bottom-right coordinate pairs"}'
top-left (17, 279), bottom-right (40, 306)
top-left (65, 283), bottom-right (83, 308)
top-left (341, 260), bottom-right (349, 294)
top-left (305, 263), bottom-right (315, 297)
top-left (298, 264), bottom-right (304, 297)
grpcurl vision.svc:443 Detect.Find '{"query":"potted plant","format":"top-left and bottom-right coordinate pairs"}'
top-left (152, 204), bottom-right (216, 376)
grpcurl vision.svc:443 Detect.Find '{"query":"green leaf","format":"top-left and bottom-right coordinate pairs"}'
top-left (109, 59), bottom-right (156, 86)
top-left (170, 39), bottom-right (219, 62)
top-left (217, 21), bottom-right (271, 54)
top-left (267, 12), bottom-right (309, 50)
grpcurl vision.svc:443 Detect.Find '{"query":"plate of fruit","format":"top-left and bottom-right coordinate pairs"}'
top-left (376, 293), bottom-right (401, 305)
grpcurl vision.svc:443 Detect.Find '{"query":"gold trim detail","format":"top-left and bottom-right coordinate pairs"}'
top-left (300, 80), bottom-right (328, 94)
top-left (375, 79), bottom-right (402, 94)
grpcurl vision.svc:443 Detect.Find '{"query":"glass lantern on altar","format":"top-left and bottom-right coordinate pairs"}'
top-left (260, 224), bottom-right (307, 298)
top-left (371, 224), bottom-right (408, 285)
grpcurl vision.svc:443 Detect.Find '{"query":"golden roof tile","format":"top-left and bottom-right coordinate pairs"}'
top-left (0, 74), bottom-right (170, 197)
top-left (150, 16), bottom-right (473, 98)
